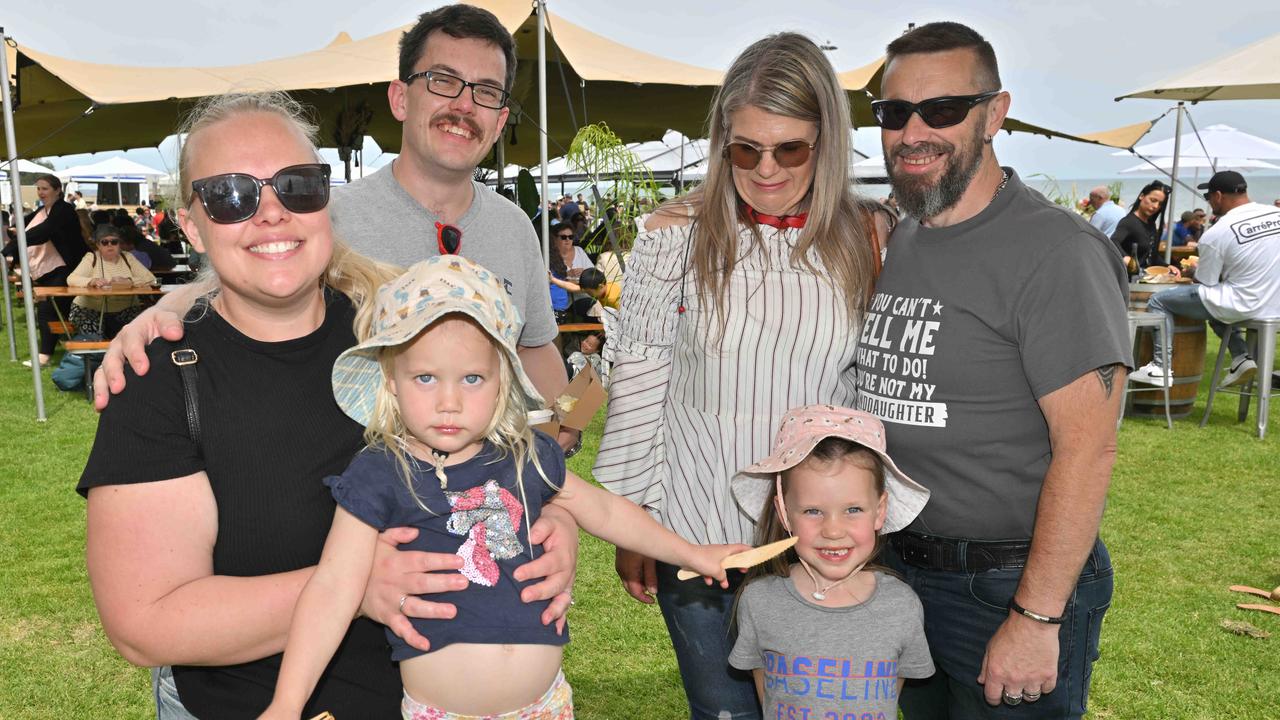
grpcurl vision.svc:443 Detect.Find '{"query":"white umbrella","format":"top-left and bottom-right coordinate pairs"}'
top-left (54, 156), bottom-right (167, 179)
top-left (0, 158), bottom-right (54, 174)
top-left (1111, 124), bottom-right (1280, 161)
top-left (1120, 156), bottom-right (1280, 174)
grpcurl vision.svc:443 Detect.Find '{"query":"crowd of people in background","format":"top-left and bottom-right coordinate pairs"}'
top-left (4, 6), bottom-right (1278, 718)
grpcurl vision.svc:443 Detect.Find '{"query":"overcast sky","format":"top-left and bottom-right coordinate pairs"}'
top-left (6, 0), bottom-right (1280, 179)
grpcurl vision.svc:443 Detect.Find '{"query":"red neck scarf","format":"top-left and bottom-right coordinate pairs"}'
top-left (742, 203), bottom-right (807, 230)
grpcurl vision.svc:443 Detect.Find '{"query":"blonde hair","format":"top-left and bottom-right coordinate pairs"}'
top-left (660, 33), bottom-right (876, 335)
top-left (174, 91), bottom-right (398, 334)
top-left (363, 314), bottom-right (551, 553)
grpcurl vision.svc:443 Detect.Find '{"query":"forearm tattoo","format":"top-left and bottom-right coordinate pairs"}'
top-left (1095, 364), bottom-right (1121, 398)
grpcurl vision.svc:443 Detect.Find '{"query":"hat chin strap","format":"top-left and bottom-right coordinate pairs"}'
top-left (776, 474), bottom-right (867, 602)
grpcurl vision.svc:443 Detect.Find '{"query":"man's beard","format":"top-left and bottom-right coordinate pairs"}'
top-left (886, 121), bottom-right (986, 221)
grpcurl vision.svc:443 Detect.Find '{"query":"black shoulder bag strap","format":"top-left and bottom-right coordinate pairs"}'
top-left (170, 348), bottom-right (201, 450)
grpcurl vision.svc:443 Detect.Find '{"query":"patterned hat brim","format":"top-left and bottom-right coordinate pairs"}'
top-left (332, 299), bottom-right (545, 428)
top-left (731, 433), bottom-right (930, 535)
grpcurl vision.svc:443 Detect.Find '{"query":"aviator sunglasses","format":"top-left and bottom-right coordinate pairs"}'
top-left (871, 91), bottom-right (1001, 131)
top-left (722, 140), bottom-right (816, 171)
top-left (189, 163), bottom-right (331, 224)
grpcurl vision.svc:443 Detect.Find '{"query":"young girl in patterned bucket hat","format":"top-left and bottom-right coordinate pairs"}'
top-left (263, 256), bottom-right (744, 720)
top-left (728, 404), bottom-right (934, 719)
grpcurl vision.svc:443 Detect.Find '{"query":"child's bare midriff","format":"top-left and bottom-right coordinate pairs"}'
top-left (400, 643), bottom-right (564, 715)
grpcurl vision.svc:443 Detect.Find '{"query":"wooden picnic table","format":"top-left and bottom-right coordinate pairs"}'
top-left (32, 284), bottom-right (170, 299)
top-left (557, 322), bottom-right (604, 333)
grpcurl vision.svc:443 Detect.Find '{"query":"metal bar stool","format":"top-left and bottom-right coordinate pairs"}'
top-left (1200, 318), bottom-right (1279, 439)
top-left (1123, 311), bottom-right (1172, 429)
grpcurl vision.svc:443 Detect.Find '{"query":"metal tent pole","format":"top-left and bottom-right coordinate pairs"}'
top-left (1164, 103), bottom-right (1184, 265)
top-left (537, 0), bottom-right (549, 267)
top-left (1, 29), bottom-right (48, 420)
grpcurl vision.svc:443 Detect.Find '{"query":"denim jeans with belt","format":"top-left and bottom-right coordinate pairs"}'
top-left (1146, 285), bottom-right (1247, 367)
top-left (655, 561), bottom-right (761, 720)
top-left (885, 539), bottom-right (1113, 720)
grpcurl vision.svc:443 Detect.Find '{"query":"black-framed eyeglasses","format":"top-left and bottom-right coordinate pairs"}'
top-left (555, 231), bottom-right (575, 240)
top-left (404, 70), bottom-right (509, 109)
top-left (97, 238), bottom-right (120, 246)
top-left (722, 140), bottom-right (816, 170)
top-left (189, 163), bottom-right (330, 224)
top-left (871, 91), bottom-right (1001, 131)
top-left (437, 222), bottom-right (462, 255)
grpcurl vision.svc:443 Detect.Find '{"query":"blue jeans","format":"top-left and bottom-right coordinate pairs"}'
top-left (1146, 285), bottom-right (1247, 367)
top-left (886, 539), bottom-right (1113, 719)
top-left (655, 561), bottom-right (761, 720)
top-left (151, 666), bottom-right (198, 720)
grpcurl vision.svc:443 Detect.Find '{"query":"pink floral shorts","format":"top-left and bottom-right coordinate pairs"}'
top-left (401, 670), bottom-right (573, 720)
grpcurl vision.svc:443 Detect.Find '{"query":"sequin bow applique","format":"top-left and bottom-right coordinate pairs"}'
top-left (445, 479), bottom-right (525, 587)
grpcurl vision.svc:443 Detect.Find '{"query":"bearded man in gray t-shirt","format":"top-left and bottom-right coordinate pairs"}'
top-left (862, 22), bottom-right (1131, 720)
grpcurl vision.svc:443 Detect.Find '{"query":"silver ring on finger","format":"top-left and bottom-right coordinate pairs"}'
top-left (1003, 692), bottom-right (1023, 706)
top-left (1024, 690), bottom-right (1042, 702)
top-left (398, 594), bottom-right (409, 614)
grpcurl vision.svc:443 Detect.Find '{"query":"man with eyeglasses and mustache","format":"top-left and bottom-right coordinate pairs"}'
top-left (856, 22), bottom-right (1130, 719)
top-left (99, 4), bottom-right (576, 451)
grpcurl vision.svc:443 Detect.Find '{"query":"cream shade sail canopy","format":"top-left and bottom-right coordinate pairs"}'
top-left (8, 1), bottom-right (1147, 166)
top-left (1117, 31), bottom-right (1280, 102)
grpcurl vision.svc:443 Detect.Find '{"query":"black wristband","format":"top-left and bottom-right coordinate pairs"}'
top-left (1008, 598), bottom-right (1065, 624)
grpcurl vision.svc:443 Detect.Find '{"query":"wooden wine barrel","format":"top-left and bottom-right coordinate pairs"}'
top-left (1128, 283), bottom-right (1206, 419)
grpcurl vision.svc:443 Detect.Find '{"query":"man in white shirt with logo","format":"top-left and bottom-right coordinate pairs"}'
top-left (1087, 186), bottom-right (1126, 237)
top-left (1131, 171), bottom-right (1280, 388)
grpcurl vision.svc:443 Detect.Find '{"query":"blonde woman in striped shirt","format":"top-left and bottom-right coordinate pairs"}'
top-left (593, 32), bottom-right (891, 720)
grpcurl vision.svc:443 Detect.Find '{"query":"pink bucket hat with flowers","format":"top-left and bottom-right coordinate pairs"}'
top-left (332, 256), bottom-right (544, 426)
top-left (732, 405), bottom-right (930, 534)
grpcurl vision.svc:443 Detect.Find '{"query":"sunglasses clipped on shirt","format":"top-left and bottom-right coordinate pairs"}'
top-left (871, 91), bottom-right (1002, 131)
top-left (437, 222), bottom-right (462, 255)
top-left (722, 140), bottom-right (816, 171)
top-left (190, 163), bottom-right (331, 224)
top-left (404, 70), bottom-right (510, 110)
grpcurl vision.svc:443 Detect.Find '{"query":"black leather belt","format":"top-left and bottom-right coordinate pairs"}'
top-left (892, 532), bottom-right (1030, 572)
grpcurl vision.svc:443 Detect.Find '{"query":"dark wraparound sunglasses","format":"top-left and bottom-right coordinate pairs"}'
top-left (190, 163), bottom-right (331, 224)
top-left (871, 91), bottom-right (1001, 130)
top-left (404, 70), bottom-right (509, 109)
top-left (722, 140), bottom-right (816, 171)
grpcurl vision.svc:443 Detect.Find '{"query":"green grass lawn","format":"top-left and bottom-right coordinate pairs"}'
top-left (1, 319), bottom-right (1277, 719)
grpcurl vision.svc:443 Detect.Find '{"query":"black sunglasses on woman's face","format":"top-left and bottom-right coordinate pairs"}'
top-left (189, 163), bottom-right (330, 224)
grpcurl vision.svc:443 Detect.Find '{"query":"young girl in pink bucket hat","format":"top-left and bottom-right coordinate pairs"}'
top-left (728, 404), bottom-right (935, 719)
top-left (262, 256), bottom-right (744, 720)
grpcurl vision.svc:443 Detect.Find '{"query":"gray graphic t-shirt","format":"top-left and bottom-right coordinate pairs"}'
top-left (856, 171), bottom-right (1131, 539)
top-left (730, 572), bottom-right (934, 719)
